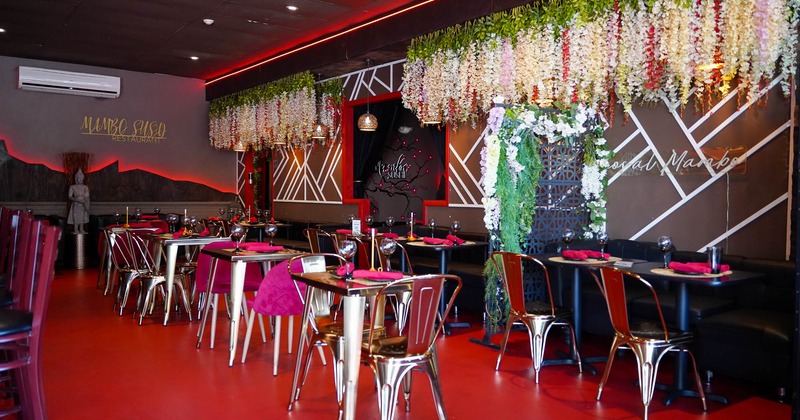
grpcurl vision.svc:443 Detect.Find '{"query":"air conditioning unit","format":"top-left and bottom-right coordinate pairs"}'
top-left (17, 66), bottom-right (121, 98)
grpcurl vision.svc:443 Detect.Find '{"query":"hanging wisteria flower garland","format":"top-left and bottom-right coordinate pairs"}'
top-left (402, 0), bottom-right (798, 126)
top-left (481, 102), bottom-right (610, 330)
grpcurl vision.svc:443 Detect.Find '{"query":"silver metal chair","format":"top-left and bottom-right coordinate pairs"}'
top-left (491, 251), bottom-right (582, 383)
top-left (362, 274), bottom-right (462, 420)
top-left (596, 266), bottom-right (707, 419)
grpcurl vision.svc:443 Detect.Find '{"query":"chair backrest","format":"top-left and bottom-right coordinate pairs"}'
top-left (105, 229), bottom-right (142, 272)
top-left (598, 266), bottom-right (670, 340)
top-left (376, 241), bottom-right (414, 275)
top-left (490, 251), bottom-right (555, 316)
top-left (304, 228), bottom-right (337, 254)
top-left (0, 209), bottom-right (21, 282)
top-left (194, 240), bottom-right (262, 293)
top-left (369, 274), bottom-right (461, 356)
top-left (288, 253), bottom-right (346, 323)
top-left (12, 214), bottom-right (43, 311)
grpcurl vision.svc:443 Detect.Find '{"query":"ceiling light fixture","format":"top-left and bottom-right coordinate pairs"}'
top-left (286, 5), bottom-right (299, 11)
top-left (357, 60), bottom-right (378, 132)
top-left (190, 56), bottom-right (199, 61)
top-left (0, 28), bottom-right (6, 33)
top-left (202, 18), bottom-right (215, 26)
top-left (206, 0), bottom-right (436, 85)
top-left (310, 122), bottom-right (328, 139)
top-left (232, 139), bottom-right (247, 152)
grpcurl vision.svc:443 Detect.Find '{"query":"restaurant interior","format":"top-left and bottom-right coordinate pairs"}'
top-left (0, 0), bottom-right (798, 419)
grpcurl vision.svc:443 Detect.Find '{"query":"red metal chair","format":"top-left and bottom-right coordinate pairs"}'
top-left (596, 266), bottom-right (707, 419)
top-left (491, 251), bottom-right (582, 383)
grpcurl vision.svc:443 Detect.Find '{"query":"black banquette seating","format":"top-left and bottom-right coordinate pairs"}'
top-left (549, 238), bottom-right (795, 399)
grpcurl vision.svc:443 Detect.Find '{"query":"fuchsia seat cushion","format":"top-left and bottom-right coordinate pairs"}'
top-left (247, 259), bottom-right (306, 317)
top-left (195, 241), bottom-right (263, 294)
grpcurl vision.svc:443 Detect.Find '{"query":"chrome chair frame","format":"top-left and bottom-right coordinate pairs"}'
top-left (363, 274), bottom-right (462, 420)
top-left (491, 251), bottom-right (582, 383)
top-left (596, 266), bottom-right (707, 419)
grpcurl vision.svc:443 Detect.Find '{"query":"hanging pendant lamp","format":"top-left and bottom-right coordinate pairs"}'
top-left (358, 59), bottom-right (378, 132)
top-left (311, 122), bottom-right (328, 139)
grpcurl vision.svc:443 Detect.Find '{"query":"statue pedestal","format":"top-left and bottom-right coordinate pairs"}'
top-left (72, 232), bottom-right (87, 269)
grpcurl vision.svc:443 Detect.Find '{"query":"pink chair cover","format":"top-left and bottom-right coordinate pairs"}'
top-left (248, 259), bottom-right (306, 316)
top-left (195, 241), bottom-right (263, 293)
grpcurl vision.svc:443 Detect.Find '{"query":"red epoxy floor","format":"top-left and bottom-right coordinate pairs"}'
top-left (42, 268), bottom-right (791, 419)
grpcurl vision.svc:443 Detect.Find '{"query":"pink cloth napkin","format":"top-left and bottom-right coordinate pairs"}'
top-left (336, 229), bottom-right (352, 234)
top-left (446, 234), bottom-right (465, 245)
top-left (583, 250), bottom-right (606, 259)
top-left (423, 237), bottom-right (453, 246)
top-left (351, 270), bottom-right (404, 281)
top-left (668, 261), bottom-right (730, 274)
top-left (335, 263), bottom-right (356, 276)
top-left (199, 228), bottom-right (210, 236)
top-left (406, 231), bottom-right (418, 240)
top-left (140, 215), bottom-right (158, 220)
top-left (382, 232), bottom-right (399, 239)
top-left (243, 243), bottom-right (284, 252)
top-left (562, 250), bottom-right (588, 260)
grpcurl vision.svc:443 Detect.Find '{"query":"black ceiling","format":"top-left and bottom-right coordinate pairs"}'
top-left (0, 0), bottom-right (535, 98)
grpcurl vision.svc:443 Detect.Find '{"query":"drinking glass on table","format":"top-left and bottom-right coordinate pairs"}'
top-left (597, 231), bottom-right (609, 259)
top-left (264, 223), bottom-right (278, 245)
top-left (230, 224), bottom-right (247, 252)
top-left (134, 208), bottom-right (142, 221)
top-left (385, 216), bottom-right (395, 233)
top-left (561, 228), bottom-right (575, 250)
top-left (255, 209), bottom-right (263, 221)
top-left (166, 214), bottom-right (179, 233)
top-left (428, 218), bottom-right (437, 238)
top-left (218, 207), bottom-right (226, 217)
top-left (451, 220), bottom-right (461, 236)
top-left (379, 238), bottom-right (397, 272)
top-left (338, 240), bottom-right (357, 279)
top-left (365, 215), bottom-right (374, 227)
top-left (154, 207), bottom-right (161, 216)
top-left (113, 212), bottom-right (121, 224)
top-left (657, 236), bottom-right (673, 269)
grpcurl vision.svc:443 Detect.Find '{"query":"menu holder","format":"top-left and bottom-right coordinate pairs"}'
top-left (613, 260), bottom-right (635, 268)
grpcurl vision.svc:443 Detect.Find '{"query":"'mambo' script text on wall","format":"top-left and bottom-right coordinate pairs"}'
top-left (611, 147), bottom-right (747, 176)
top-left (80, 116), bottom-right (167, 144)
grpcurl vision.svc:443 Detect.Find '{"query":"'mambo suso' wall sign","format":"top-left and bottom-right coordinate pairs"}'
top-left (80, 116), bottom-right (167, 144)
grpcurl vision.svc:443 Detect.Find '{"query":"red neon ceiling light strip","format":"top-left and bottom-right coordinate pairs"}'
top-left (205, 0), bottom-right (436, 86)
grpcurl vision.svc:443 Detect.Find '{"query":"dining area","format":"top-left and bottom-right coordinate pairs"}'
top-left (33, 211), bottom-right (793, 419)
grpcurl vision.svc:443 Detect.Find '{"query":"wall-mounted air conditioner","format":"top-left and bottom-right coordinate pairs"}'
top-left (17, 66), bottom-right (121, 99)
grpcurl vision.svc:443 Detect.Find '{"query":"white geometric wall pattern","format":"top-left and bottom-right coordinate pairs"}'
top-left (272, 60), bottom-right (406, 205)
top-left (607, 75), bottom-right (792, 258)
top-left (448, 125), bottom-right (486, 208)
top-left (273, 142), bottom-right (343, 203)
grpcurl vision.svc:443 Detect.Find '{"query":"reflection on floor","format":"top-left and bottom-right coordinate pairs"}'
top-left (43, 268), bottom-right (791, 419)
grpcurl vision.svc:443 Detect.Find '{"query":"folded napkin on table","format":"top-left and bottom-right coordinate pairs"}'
top-left (155, 228), bottom-right (167, 234)
top-left (561, 250), bottom-right (588, 260)
top-left (199, 228), bottom-right (210, 237)
top-left (207, 216), bottom-right (221, 221)
top-left (583, 250), bottom-right (606, 259)
top-left (422, 237), bottom-right (453, 246)
top-left (406, 232), bottom-right (418, 240)
top-left (351, 269), bottom-right (404, 281)
top-left (140, 215), bottom-right (158, 220)
top-left (248, 217), bottom-right (258, 223)
top-left (382, 232), bottom-right (399, 239)
top-left (336, 229), bottom-right (352, 234)
top-left (446, 234), bottom-right (465, 245)
top-left (243, 243), bottom-right (284, 252)
top-left (335, 263), bottom-right (356, 276)
top-left (172, 228), bottom-right (193, 239)
top-left (668, 261), bottom-right (730, 274)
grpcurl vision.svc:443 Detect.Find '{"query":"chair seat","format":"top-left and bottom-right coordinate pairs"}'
top-left (0, 310), bottom-right (33, 336)
top-left (523, 300), bottom-right (572, 316)
top-left (0, 289), bottom-right (13, 307)
top-left (629, 321), bottom-right (693, 341)
top-left (630, 290), bottom-right (735, 325)
top-left (697, 309), bottom-right (792, 345)
top-left (366, 336), bottom-right (408, 356)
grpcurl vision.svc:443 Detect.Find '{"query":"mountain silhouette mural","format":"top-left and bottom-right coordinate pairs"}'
top-left (0, 140), bottom-right (236, 202)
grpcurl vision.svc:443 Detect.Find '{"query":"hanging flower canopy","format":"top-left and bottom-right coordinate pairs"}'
top-left (402, 0), bottom-right (798, 126)
top-left (209, 72), bottom-right (343, 151)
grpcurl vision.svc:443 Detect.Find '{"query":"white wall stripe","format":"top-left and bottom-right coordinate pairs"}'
top-left (699, 193), bottom-right (788, 252)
